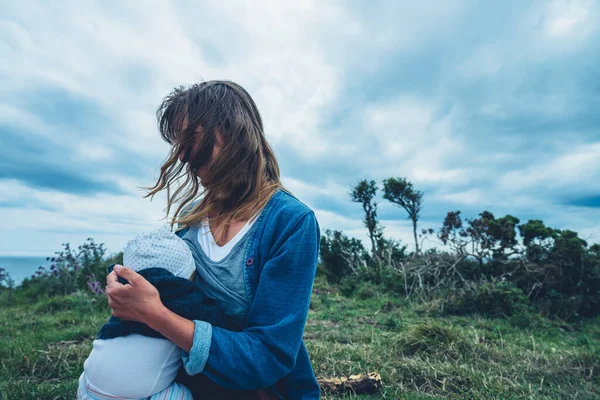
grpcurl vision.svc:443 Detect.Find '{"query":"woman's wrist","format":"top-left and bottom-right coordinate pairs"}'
top-left (143, 304), bottom-right (195, 353)
top-left (143, 303), bottom-right (170, 330)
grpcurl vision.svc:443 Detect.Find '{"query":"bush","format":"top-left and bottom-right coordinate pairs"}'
top-left (338, 267), bottom-right (377, 297)
top-left (338, 273), bottom-right (361, 297)
top-left (535, 290), bottom-right (581, 320)
top-left (319, 229), bottom-right (368, 284)
top-left (442, 280), bottom-right (530, 318)
top-left (0, 268), bottom-right (16, 305)
top-left (356, 282), bottom-right (379, 300)
top-left (13, 239), bottom-right (119, 303)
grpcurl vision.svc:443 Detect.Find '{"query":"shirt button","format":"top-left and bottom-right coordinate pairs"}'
top-left (246, 257), bottom-right (254, 266)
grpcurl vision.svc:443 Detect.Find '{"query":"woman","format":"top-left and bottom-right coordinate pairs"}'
top-left (105, 81), bottom-right (321, 399)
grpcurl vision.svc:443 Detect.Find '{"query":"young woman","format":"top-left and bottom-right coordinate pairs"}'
top-left (105, 81), bottom-right (321, 399)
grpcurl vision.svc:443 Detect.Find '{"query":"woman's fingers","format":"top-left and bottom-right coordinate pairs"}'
top-left (104, 265), bottom-right (161, 324)
top-left (113, 265), bottom-right (141, 286)
top-left (106, 282), bottom-right (134, 319)
top-left (106, 269), bottom-right (119, 287)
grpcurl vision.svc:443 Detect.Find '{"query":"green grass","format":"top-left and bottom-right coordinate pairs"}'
top-left (1, 290), bottom-right (598, 399)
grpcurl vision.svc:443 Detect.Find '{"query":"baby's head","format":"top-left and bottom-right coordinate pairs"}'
top-left (123, 224), bottom-right (196, 280)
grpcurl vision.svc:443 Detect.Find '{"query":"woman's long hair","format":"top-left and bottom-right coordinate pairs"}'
top-left (144, 80), bottom-right (290, 243)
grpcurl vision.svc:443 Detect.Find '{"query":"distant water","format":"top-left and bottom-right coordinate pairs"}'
top-left (0, 256), bottom-right (50, 286)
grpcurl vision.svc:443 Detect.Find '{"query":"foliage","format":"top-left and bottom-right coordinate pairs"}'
top-left (437, 210), bottom-right (521, 265)
top-left (9, 239), bottom-right (122, 304)
top-left (441, 279), bottom-right (531, 318)
top-left (319, 229), bottom-right (369, 284)
top-left (383, 176), bottom-right (424, 255)
top-left (0, 267), bottom-right (16, 304)
top-left (350, 179), bottom-right (385, 261)
top-left (330, 208), bottom-right (600, 320)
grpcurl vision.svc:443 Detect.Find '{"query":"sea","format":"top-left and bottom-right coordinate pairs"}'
top-left (0, 256), bottom-right (50, 286)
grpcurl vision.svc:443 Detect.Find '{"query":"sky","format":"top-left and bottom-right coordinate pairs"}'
top-left (1, 0), bottom-right (599, 257)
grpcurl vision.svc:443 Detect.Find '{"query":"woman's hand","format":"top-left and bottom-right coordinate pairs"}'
top-left (105, 265), bottom-right (164, 324)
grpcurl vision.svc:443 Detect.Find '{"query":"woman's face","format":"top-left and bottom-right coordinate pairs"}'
top-left (178, 117), bottom-right (223, 182)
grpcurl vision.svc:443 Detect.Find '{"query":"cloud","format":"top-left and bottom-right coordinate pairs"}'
top-left (1, 0), bottom-right (599, 256)
top-left (497, 142), bottom-right (600, 196)
top-left (542, 0), bottom-right (598, 42)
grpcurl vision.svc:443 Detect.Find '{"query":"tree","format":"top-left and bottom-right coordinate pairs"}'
top-left (382, 177), bottom-right (423, 254)
top-left (590, 243), bottom-right (600, 257)
top-left (486, 214), bottom-right (521, 260)
top-left (465, 211), bottom-right (521, 264)
top-left (518, 219), bottom-right (555, 263)
top-left (350, 180), bottom-right (384, 262)
top-left (438, 210), bottom-right (520, 267)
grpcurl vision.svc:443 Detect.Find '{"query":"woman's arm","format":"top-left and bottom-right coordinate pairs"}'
top-left (186, 211), bottom-right (320, 389)
top-left (105, 267), bottom-right (196, 353)
top-left (107, 210), bottom-right (320, 390)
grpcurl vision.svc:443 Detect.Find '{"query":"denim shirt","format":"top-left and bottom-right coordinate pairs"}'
top-left (175, 188), bottom-right (321, 399)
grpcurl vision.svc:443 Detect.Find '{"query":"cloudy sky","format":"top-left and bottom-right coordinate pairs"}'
top-left (1, 0), bottom-right (599, 257)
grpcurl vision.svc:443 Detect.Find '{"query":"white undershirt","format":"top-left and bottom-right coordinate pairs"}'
top-left (197, 214), bottom-right (259, 262)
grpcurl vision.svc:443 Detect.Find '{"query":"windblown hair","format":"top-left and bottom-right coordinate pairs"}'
top-left (144, 80), bottom-right (290, 244)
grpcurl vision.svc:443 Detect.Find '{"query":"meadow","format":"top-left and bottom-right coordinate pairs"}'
top-left (0, 276), bottom-right (598, 399)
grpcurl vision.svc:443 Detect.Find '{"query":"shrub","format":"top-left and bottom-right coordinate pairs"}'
top-left (14, 239), bottom-right (118, 302)
top-left (338, 267), bottom-right (378, 297)
top-left (356, 282), bottom-right (379, 300)
top-left (442, 280), bottom-right (530, 318)
top-left (0, 268), bottom-right (15, 305)
top-left (319, 229), bottom-right (369, 284)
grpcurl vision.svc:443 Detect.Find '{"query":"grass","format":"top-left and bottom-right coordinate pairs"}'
top-left (0, 288), bottom-right (598, 399)
top-left (307, 291), bottom-right (599, 399)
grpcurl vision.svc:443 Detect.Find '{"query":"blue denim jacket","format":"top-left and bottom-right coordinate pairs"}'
top-left (175, 188), bottom-right (321, 399)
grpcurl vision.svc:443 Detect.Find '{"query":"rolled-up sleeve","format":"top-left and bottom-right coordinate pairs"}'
top-left (181, 320), bottom-right (212, 375)
top-left (180, 211), bottom-right (320, 390)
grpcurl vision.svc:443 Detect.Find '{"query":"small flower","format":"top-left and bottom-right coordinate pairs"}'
top-left (87, 278), bottom-right (104, 295)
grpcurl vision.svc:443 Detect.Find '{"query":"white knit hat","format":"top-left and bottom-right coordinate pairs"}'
top-left (123, 224), bottom-right (196, 279)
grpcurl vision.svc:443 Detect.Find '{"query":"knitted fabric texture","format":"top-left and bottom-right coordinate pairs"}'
top-left (123, 224), bottom-right (195, 279)
top-left (98, 264), bottom-right (242, 340)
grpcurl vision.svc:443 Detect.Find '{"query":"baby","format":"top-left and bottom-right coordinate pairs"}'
top-left (77, 224), bottom-right (236, 400)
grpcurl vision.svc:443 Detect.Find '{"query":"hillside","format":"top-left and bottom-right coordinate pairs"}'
top-left (1, 283), bottom-right (598, 399)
